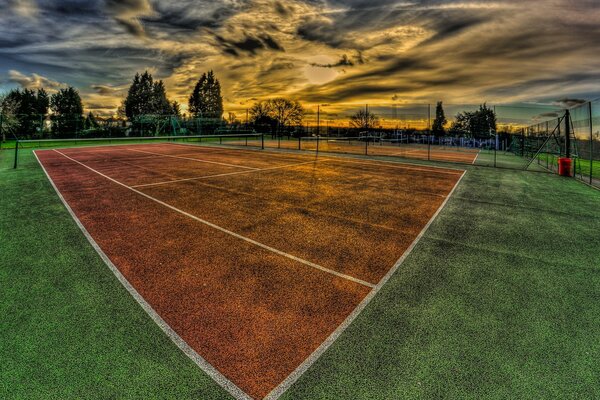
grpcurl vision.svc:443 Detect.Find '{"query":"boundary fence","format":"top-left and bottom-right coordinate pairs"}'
top-left (2, 101), bottom-right (599, 190)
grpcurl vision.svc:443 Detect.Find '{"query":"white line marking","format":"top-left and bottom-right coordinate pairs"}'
top-left (126, 148), bottom-right (259, 170)
top-left (388, 148), bottom-right (424, 156)
top-left (52, 149), bottom-right (374, 289)
top-left (164, 141), bottom-right (468, 173)
top-left (264, 170), bottom-right (467, 400)
top-left (131, 159), bottom-right (330, 188)
top-left (38, 146), bottom-right (467, 399)
top-left (472, 150), bottom-right (481, 165)
top-left (33, 151), bottom-right (252, 400)
top-left (325, 157), bottom-right (464, 175)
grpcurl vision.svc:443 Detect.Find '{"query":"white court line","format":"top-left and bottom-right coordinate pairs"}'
top-left (39, 147), bottom-right (466, 400)
top-left (52, 149), bottom-right (374, 289)
top-left (126, 148), bottom-right (259, 170)
top-left (131, 159), bottom-right (329, 188)
top-left (264, 169), bottom-right (467, 400)
top-left (388, 148), bottom-right (425, 156)
top-left (33, 151), bottom-right (252, 400)
top-left (169, 141), bottom-right (467, 173)
top-left (472, 150), bottom-right (481, 165)
top-left (325, 157), bottom-right (465, 176)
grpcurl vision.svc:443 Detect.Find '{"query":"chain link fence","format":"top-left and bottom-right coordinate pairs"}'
top-left (2, 102), bottom-right (599, 189)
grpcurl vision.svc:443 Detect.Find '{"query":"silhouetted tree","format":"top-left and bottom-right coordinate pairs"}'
top-left (123, 71), bottom-right (173, 119)
top-left (249, 101), bottom-right (272, 123)
top-left (0, 93), bottom-right (20, 142)
top-left (349, 109), bottom-right (378, 130)
top-left (85, 111), bottom-right (98, 129)
top-left (250, 98), bottom-right (303, 135)
top-left (50, 87), bottom-right (84, 138)
top-left (3, 88), bottom-right (49, 138)
top-left (171, 101), bottom-right (181, 117)
top-left (36, 88), bottom-right (49, 116)
top-left (188, 71), bottom-right (223, 119)
top-left (432, 101), bottom-right (447, 136)
top-left (268, 98), bottom-right (303, 131)
top-left (151, 80), bottom-right (172, 115)
top-left (449, 104), bottom-right (496, 138)
top-left (123, 71), bottom-right (175, 135)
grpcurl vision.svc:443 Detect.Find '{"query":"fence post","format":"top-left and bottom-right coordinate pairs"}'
top-left (590, 102), bottom-right (594, 185)
top-left (261, 132), bottom-right (264, 150)
top-left (565, 109), bottom-right (571, 159)
top-left (494, 132), bottom-right (497, 168)
top-left (521, 128), bottom-right (525, 157)
top-left (13, 137), bottom-right (18, 169)
top-left (427, 134), bottom-right (431, 161)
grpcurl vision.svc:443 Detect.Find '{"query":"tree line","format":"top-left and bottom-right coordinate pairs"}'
top-left (1, 69), bottom-right (497, 140)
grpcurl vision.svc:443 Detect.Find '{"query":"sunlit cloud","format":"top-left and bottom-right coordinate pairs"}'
top-left (1, 0), bottom-right (599, 116)
top-left (7, 70), bottom-right (66, 92)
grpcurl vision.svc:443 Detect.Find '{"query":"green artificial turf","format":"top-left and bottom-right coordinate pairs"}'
top-left (281, 163), bottom-right (600, 399)
top-left (2, 146), bottom-right (599, 399)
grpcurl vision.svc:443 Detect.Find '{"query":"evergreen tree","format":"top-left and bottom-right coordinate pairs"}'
top-left (431, 101), bottom-right (447, 136)
top-left (36, 88), bottom-right (49, 116)
top-left (4, 88), bottom-right (49, 138)
top-left (0, 93), bottom-right (20, 142)
top-left (123, 71), bottom-right (176, 135)
top-left (449, 104), bottom-right (496, 138)
top-left (50, 87), bottom-right (84, 138)
top-left (188, 70), bottom-right (223, 119)
top-left (85, 111), bottom-right (97, 129)
top-left (171, 101), bottom-right (181, 117)
top-left (124, 71), bottom-right (161, 119)
top-left (151, 80), bottom-right (172, 115)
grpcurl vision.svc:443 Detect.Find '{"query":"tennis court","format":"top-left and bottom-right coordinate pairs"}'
top-left (259, 137), bottom-right (479, 164)
top-left (35, 143), bottom-right (465, 400)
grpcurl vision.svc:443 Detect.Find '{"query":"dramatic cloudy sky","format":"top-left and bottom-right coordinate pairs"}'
top-left (1, 0), bottom-right (599, 118)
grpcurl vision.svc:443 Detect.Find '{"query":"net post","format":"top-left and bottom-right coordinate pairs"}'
top-left (261, 132), bottom-right (264, 150)
top-left (365, 136), bottom-right (368, 156)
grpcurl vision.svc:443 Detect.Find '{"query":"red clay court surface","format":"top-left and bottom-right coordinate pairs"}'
top-left (35, 143), bottom-right (465, 400)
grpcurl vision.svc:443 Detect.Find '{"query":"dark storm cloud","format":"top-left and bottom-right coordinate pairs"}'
top-left (104, 0), bottom-right (154, 37)
top-left (310, 54), bottom-right (354, 68)
top-left (91, 84), bottom-right (125, 95)
top-left (2, 0), bottom-right (600, 111)
top-left (290, 0), bottom-right (600, 103)
top-left (147, 1), bottom-right (252, 33)
top-left (215, 33), bottom-right (285, 56)
top-left (553, 99), bottom-right (588, 108)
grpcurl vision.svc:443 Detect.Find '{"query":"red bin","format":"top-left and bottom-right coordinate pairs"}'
top-left (558, 157), bottom-right (572, 177)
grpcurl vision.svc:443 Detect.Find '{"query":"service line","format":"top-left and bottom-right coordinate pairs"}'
top-left (126, 148), bottom-right (260, 170)
top-left (52, 149), bottom-right (374, 289)
top-left (131, 159), bottom-right (330, 188)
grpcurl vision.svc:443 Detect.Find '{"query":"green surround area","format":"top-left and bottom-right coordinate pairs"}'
top-left (1, 147), bottom-right (599, 399)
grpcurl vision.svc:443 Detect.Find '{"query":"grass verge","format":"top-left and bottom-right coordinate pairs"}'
top-left (2, 146), bottom-right (599, 399)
